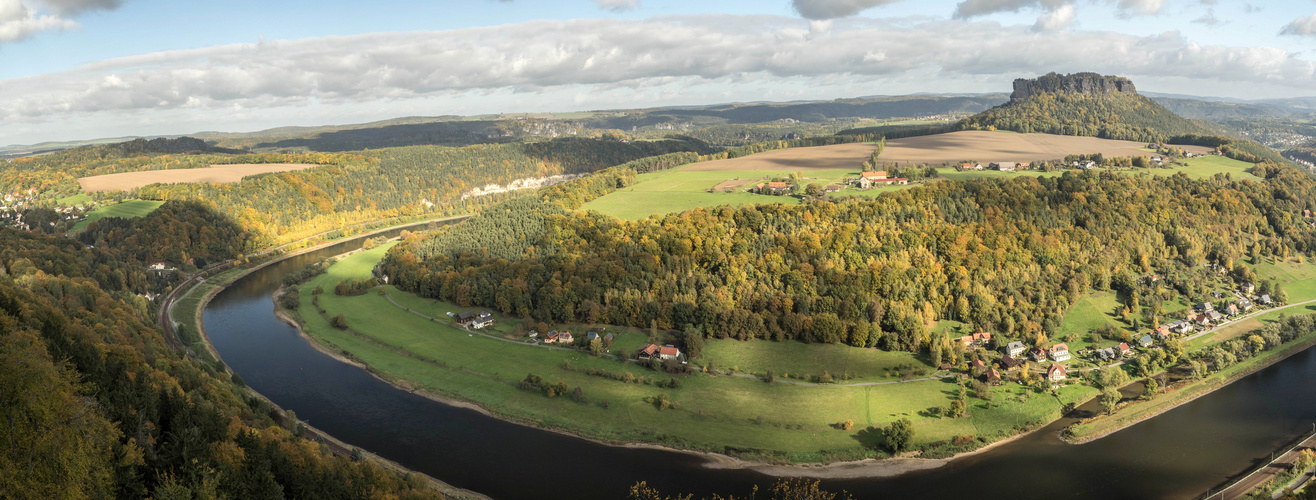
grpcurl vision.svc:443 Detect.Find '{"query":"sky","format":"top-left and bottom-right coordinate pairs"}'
top-left (1, 0), bottom-right (1315, 146)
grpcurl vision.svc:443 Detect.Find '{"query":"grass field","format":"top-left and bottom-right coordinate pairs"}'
top-left (292, 247), bottom-right (1094, 461)
top-left (57, 193), bottom-right (94, 206)
top-left (72, 199), bottom-right (164, 231)
top-left (1150, 155), bottom-right (1262, 181)
top-left (699, 339), bottom-right (929, 383)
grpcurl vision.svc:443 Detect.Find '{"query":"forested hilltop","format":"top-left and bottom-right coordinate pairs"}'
top-left (960, 73), bottom-right (1209, 142)
top-left (383, 161), bottom-right (1314, 352)
top-left (0, 228), bottom-right (444, 499)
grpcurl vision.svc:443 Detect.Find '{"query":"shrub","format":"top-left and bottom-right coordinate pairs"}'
top-left (331, 314), bottom-right (348, 329)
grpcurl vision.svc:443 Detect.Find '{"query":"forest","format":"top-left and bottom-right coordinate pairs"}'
top-left (127, 136), bottom-right (713, 248)
top-left (0, 227), bottom-right (443, 499)
top-left (383, 160), bottom-right (1316, 354)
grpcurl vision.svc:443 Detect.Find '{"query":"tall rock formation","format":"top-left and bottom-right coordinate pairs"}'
top-left (1011, 72), bottom-right (1138, 102)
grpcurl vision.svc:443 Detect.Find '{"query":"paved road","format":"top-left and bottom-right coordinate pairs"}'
top-left (1211, 431), bottom-right (1316, 500)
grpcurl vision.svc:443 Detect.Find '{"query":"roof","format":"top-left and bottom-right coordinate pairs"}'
top-left (1139, 334), bottom-right (1154, 344)
top-left (860, 171), bottom-right (887, 179)
top-left (768, 181), bottom-right (789, 188)
top-left (1000, 355), bottom-right (1020, 367)
top-left (1050, 343), bottom-right (1069, 353)
top-left (1007, 341), bottom-right (1024, 349)
top-left (973, 331), bottom-right (992, 341)
top-left (456, 311), bottom-right (476, 320)
top-left (638, 344), bottom-right (658, 356)
top-left (1048, 365), bottom-right (1067, 376)
top-left (1118, 342), bottom-right (1130, 351)
top-left (659, 345), bottom-right (680, 356)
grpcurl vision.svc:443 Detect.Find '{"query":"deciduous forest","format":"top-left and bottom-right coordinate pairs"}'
top-left (384, 162), bottom-right (1316, 354)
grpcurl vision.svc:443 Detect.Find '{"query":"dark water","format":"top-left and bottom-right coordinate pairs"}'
top-left (205, 235), bottom-right (1316, 499)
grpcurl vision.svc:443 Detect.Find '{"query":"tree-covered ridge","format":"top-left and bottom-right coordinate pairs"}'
top-left (77, 200), bottom-right (250, 268)
top-left (136, 137), bottom-right (712, 248)
top-left (384, 163), bottom-right (1315, 353)
top-left (0, 230), bottom-right (442, 499)
top-left (959, 90), bottom-right (1209, 143)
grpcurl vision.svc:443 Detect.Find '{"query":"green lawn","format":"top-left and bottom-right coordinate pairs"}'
top-left (1252, 257), bottom-right (1316, 302)
top-left (700, 339), bottom-right (929, 383)
top-left (291, 246), bottom-right (1092, 461)
top-left (1141, 155), bottom-right (1261, 181)
top-left (57, 193), bottom-right (94, 206)
top-left (72, 199), bottom-right (164, 232)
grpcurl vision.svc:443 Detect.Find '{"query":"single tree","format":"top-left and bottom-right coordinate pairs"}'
top-left (886, 418), bottom-right (915, 453)
top-left (1100, 387), bottom-right (1121, 415)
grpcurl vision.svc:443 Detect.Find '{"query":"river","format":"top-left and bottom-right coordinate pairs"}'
top-left (203, 234), bottom-right (1316, 499)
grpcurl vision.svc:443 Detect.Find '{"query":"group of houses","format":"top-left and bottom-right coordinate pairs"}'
top-left (852, 171), bottom-right (909, 189)
top-left (455, 311), bottom-right (495, 329)
top-left (959, 162), bottom-right (1022, 172)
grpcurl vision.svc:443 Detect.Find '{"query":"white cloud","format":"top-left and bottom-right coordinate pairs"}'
top-left (791, 0), bottom-right (904, 20)
top-left (0, 0), bottom-right (125, 43)
top-left (1115, 0), bottom-right (1163, 16)
top-left (1280, 14), bottom-right (1316, 37)
top-left (591, 0), bottom-right (639, 13)
top-left (1033, 4), bottom-right (1075, 31)
top-left (0, 0), bottom-right (77, 42)
top-left (2, 16), bottom-right (1315, 143)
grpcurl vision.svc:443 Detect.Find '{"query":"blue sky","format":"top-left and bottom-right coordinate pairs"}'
top-left (1, 0), bottom-right (1315, 145)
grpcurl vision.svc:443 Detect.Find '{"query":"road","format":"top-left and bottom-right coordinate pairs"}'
top-left (1209, 429), bottom-right (1316, 500)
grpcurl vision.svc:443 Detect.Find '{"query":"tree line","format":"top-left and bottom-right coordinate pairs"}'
top-left (383, 161), bottom-right (1316, 356)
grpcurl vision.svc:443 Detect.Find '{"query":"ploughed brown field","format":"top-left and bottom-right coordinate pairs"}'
top-left (880, 131), bottom-right (1214, 164)
top-left (77, 163), bottom-right (322, 192)
top-left (685, 143), bottom-right (877, 171)
top-left (684, 131), bottom-right (1214, 171)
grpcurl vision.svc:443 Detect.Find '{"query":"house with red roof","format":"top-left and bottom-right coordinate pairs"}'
top-left (1048, 364), bottom-right (1068, 382)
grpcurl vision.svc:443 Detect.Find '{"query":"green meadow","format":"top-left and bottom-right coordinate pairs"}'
top-left (72, 199), bottom-right (164, 232)
top-left (290, 246), bottom-right (1093, 461)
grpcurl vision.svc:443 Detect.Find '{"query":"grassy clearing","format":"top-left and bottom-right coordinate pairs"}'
top-left (1151, 155), bottom-right (1261, 181)
top-left (57, 193), bottom-right (94, 206)
top-left (699, 339), bottom-right (929, 383)
top-left (1253, 257), bottom-right (1316, 302)
top-left (72, 199), bottom-right (164, 231)
top-left (291, 248), bottom-right (1092, 460)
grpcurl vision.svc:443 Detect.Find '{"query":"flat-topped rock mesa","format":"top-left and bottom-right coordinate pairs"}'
top-left (1011, 72), bottom-right (1138, 102)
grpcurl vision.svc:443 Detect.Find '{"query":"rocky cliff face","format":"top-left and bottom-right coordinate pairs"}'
top-left (1011, 72), bottom-right (1137, 102)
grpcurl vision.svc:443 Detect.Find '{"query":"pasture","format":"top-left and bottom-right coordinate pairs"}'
top-left (72, 199), bottom-right (164, 231)
top-left (77, 163), bottom-right (322, 192)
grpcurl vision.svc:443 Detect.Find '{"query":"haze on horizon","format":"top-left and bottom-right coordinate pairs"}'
top-left (2, 0), bottom-right (1315, 146)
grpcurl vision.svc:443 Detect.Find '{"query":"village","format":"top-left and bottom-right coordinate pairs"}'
top-left (950, 280), bottom-right (1282, 390)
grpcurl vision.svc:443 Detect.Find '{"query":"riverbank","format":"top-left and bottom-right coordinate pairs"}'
top-left (1064, 325), bottom-right (1316, 444)
top-left (169, 219), bottom-right (489, 500)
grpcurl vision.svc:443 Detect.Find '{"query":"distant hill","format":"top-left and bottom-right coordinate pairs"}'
top-left (959, 72), bottom-right (1212, 143)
